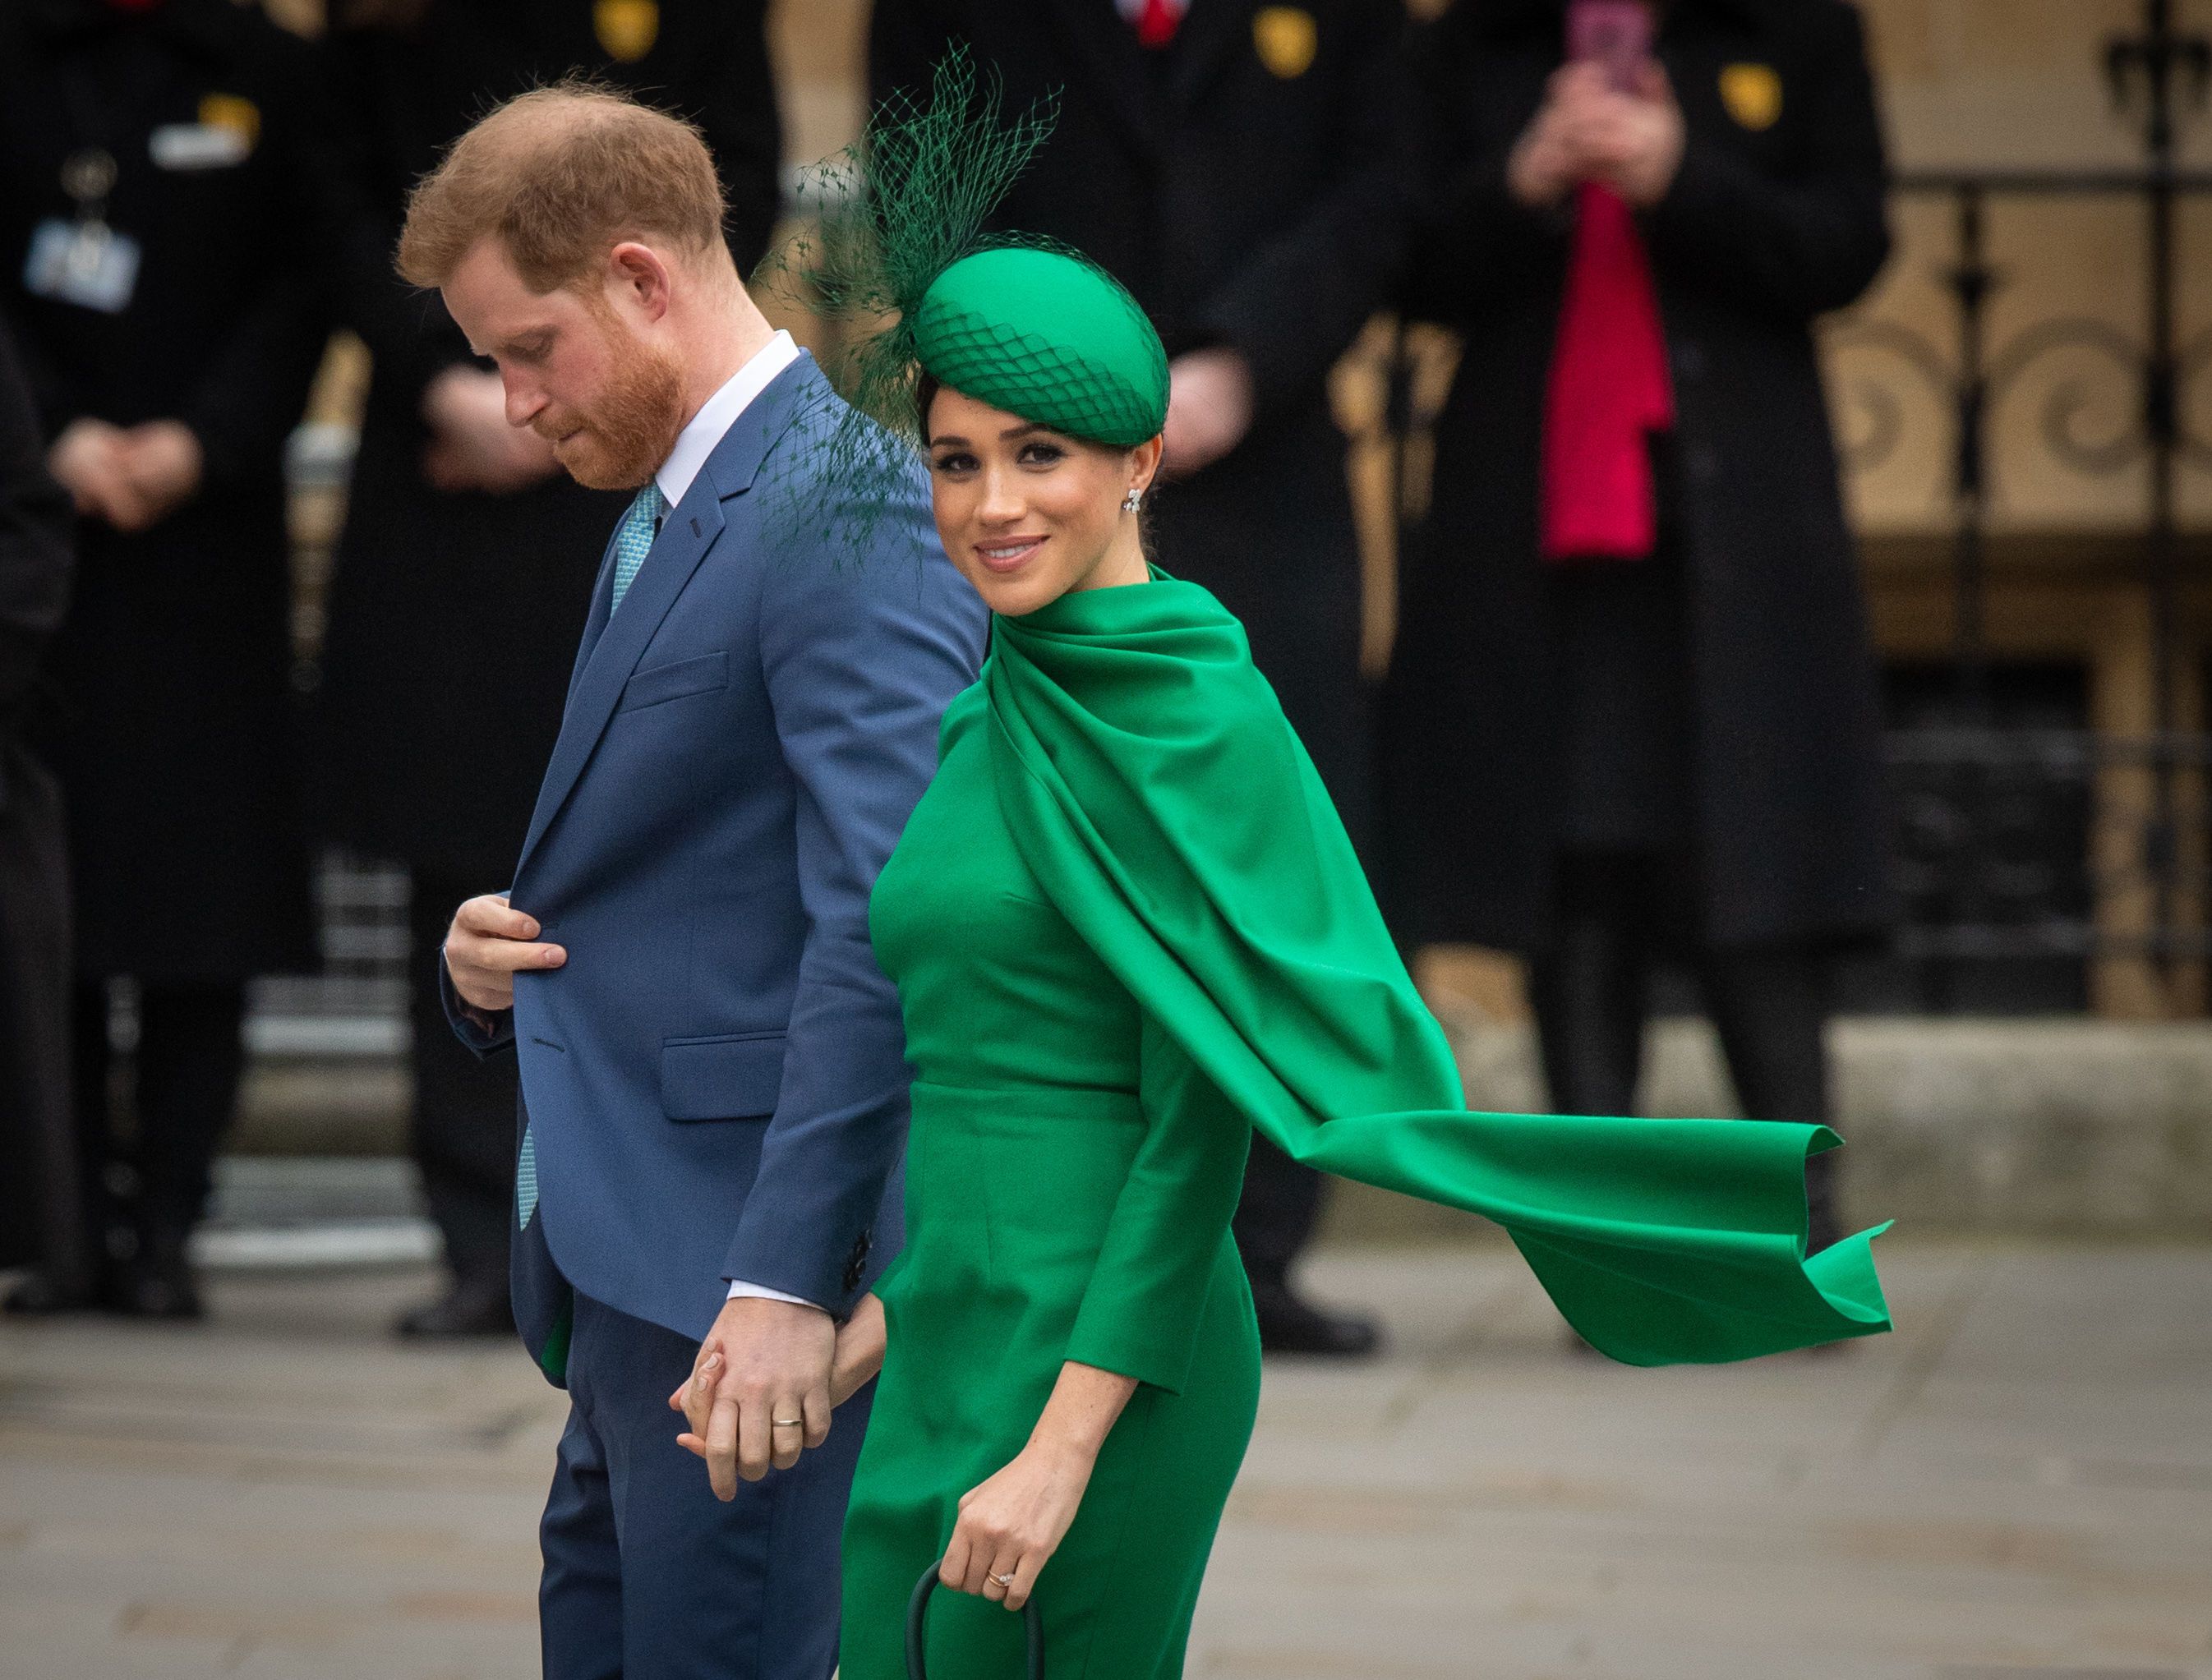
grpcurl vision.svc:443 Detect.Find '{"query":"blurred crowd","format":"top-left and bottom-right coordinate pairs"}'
top-left (0, 0), bottom-right (1893, 1352)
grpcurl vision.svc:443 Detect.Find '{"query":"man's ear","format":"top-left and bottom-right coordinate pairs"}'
top-left (606, 241), bottom-right (675, 324)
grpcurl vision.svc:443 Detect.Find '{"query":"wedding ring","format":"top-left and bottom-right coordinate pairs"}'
top-left (988, 1572), bottom-right (1015, 1588)
top-left (771, 1417), bottom-right (805, 1429)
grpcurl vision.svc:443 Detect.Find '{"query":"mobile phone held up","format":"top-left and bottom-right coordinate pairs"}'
top-left (1567, 0), bottom-right (1654, 94)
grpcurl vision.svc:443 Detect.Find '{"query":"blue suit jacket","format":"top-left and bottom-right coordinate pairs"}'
top-left (444, 356), bottom-right (985, 1374)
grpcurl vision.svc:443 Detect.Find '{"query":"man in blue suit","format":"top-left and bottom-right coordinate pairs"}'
top-left (397, 85), bottom-right (986, 1677)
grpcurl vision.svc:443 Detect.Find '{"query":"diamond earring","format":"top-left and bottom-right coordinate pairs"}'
top-left (1122, 487), bottom-right (1144, 514)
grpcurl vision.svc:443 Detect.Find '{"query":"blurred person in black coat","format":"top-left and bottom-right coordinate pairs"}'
top-left (871, 0), bottom-right (1412, 1356)
top-left (313, 0), bottom-right (783, 1338)
top-left (0, 0), bottom-right (327, 1319)
top-left (1382, 0), bottom-right (1895, 1254)
top-left (0, 324), bottom-right (78, 1297)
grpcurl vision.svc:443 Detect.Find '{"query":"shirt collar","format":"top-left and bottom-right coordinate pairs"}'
top-left (653, 329), bottom-right (801, 511)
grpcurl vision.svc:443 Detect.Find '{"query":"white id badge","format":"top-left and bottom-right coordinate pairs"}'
top-left (149, 122), bottom-right (251, 171)
top-left (23, 218), bottom-right (141, 314)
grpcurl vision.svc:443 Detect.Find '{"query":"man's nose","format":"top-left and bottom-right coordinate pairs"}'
top-left (503, 372), bottom-right (547, 429)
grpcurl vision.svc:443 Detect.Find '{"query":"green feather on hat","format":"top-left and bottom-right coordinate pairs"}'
top-left (756, 51), bottom-right (1167, 551)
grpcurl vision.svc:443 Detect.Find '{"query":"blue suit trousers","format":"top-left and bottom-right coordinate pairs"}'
top-left (540, 1291), bottom-right (874, 1680)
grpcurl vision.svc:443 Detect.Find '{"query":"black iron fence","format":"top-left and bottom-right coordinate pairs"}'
top-left (1826, 161), bottom-right (2212, 1009)
top-left (1832, 2), bottom-right (2212, 1009)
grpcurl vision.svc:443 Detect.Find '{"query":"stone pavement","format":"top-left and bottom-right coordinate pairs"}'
top-left (2, 1241), bottom-right (2208, 1680)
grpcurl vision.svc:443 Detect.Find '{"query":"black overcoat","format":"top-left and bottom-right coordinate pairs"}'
top-left (869, 0), bottom-right (1411, 831)
top-left (0, 0), bottom-right (325, 981)
top-left (311, 0), bottom-right (783, 881)
top-left (0, 320), bottom-right (78, 1273)
top-left (1382, 0), bottom-right (1897, 952)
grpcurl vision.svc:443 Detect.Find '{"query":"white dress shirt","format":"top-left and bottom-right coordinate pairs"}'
top-left (656, 329), bottom-right (800, 513)
top-left (648, 329), bottom-right (823, 1314)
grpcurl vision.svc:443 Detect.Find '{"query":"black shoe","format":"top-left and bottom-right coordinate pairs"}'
top-left (395, 1275), bottom-right (512, 1340)
top-left (1253, 1282), bottom-right (1380, 1357)
top-left (108, 1250), bottom-right (205, 1319)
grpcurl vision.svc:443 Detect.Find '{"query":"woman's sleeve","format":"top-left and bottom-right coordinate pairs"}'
top-left (1061, 1014), bottom-right (1254, 1395)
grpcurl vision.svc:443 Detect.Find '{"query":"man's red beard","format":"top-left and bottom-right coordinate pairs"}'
top-left (537, 316), bottom-right (687, 491)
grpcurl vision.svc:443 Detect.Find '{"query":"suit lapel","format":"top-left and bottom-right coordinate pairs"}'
top-left (515, 495), bottom-right (721, 872)
top-left (1039, 0), bottom-right (1155, 163)
top-left (565, 529), bottom-right (623, 711)
top-left (514, 354), bottom-right (823, 874)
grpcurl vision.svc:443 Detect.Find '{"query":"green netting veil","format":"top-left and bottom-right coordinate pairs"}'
top-left (755, 51), bottom-right (1167, 550)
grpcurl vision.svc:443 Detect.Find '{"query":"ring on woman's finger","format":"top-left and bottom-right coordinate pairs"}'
top-left (988, 1572), bottom-right (1015, 1589)
top-left (771, 1417), bottom-right (804, 1429)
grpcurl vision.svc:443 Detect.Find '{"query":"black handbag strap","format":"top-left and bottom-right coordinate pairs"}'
top-left (906, 1563), bottom-right (1044, 1679)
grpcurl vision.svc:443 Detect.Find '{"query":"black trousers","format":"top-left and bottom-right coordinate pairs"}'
top-left (1527, 852), bottom-right (1844, 1246)
top-left (408, 868), bottom-right (518, 1293)
top-left (0, 745), bottom-right (79, 1277)
top-left (73, 977), bottom-right (247, 1258)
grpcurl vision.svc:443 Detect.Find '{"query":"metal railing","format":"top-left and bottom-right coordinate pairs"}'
top-left (1817, 2), bottom-right (2212, 1001)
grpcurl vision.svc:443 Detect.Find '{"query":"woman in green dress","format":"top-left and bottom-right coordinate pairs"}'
top-left (764, 65), bottom-right (1890, 1680)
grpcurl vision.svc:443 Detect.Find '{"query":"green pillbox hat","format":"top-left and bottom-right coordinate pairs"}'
top-left (912, 246), bottom-right (1169, 448)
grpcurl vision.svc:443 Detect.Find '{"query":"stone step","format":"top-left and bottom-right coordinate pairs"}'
top-left (225, 1017), bottom-right (2212, 1237)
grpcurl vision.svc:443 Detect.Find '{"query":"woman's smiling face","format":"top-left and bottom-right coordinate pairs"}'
top-left (924, 384), bottom-right (1159, 617)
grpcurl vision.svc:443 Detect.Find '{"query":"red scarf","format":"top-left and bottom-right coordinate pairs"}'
top-left (1540, 182), bottom-right (1674, 561)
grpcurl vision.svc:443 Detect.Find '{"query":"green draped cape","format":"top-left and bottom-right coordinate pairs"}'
top-left (983, 576), bottom-right (1890, 1366)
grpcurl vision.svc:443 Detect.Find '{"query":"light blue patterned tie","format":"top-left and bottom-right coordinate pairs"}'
top-left (609, 481), bottom-right (668, 613)
top-left (516, 1126), bottom-right (539, 1230)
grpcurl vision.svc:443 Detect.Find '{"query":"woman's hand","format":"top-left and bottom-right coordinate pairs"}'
top-left (938, 1437), bottom-right (1094, 1613)
top-left (831, 1291), bottom-right (887, 1406)
top-left (938, 1360), bottom-right (1138, 1613)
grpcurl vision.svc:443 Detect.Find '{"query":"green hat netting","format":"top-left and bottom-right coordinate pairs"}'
top-left (913, 247), bottom-right (1168, 448)
top-left (754, 51), bottom-right (1165, 554)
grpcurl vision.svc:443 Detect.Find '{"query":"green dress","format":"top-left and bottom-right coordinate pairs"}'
top-left (841, 577), bottom-right (1889, 1679)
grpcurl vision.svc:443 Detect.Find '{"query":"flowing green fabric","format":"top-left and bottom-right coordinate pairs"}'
top-left (984, 575), bottom-right (1891, 1366)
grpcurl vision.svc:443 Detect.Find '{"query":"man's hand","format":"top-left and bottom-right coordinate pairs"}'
top-left (113, 420), bottom-right (205, 530)
top-left (48, 417), bottom-right (142, 527)
top-left (1508, 63), bottom-right (1602, 208)
top-left (1159, 348), bottom-right (1255, 480)
top-left (422, 364), bottom-right (560, 494)
top-left (443, 893), bottom-right (565, 1014)
top-left (671, 1296), bottom-right (836, 1499)
top-left (1569, 62), bottom-right (1685, 208)
top-left (52, 418), bottom-right (209, 532)
top-left (1508, 59), bottom-right (1685, 210)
